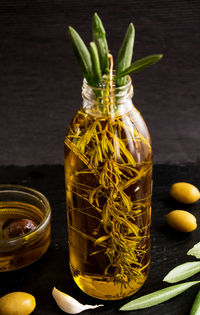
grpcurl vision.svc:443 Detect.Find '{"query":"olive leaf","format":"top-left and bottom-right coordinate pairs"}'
top-left (116, 54), bottom-right (163, 79)
top-left (163, 262), bottom-right (200, 283)
top-left (89, 42), bottom-right (102, 84)
top-left (68, 26), bottom-right (94, 86)
top-left (188, 242), bottom-right (200, 259)
top-left (116, 23), bottom-right (135, 86)
top-left (190, 289), bottom-right (200, 315)
top-left (119, 281), bottom-right (200, 311)
top-left (92, 13), bottom-right (109, 75)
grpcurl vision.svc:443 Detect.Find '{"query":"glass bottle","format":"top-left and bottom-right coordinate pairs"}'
top-left (64, 76), bottom-right (152, 300)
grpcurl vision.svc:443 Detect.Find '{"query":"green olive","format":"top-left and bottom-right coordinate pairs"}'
top-left (166, 210), bottom-right (197, 232)
top-left (170, 182), bottom-right (200, 204)
top-left (0, 292), bottom-right (36, 315)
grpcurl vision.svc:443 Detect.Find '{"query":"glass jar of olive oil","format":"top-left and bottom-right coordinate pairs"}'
top-left (64, 76), bottom-right (152, 300)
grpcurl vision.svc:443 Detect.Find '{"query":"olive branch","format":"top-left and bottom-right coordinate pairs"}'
top-left (68, 13), bottom-right (162, 89)
top-left (120, 242), bottom-right (200, 313)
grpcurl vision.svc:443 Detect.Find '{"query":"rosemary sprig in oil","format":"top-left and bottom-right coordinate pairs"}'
top-left (65, 109), bottom-right (152, 289)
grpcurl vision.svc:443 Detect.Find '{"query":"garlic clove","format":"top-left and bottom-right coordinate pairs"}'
top-left (52, 287), bottom-right (104, 314)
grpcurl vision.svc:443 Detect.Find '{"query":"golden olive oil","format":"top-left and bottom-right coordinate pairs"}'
top-left (64, 104), bottom-right (152, 299)
top-left (0, 201), bottom-right (50, 271)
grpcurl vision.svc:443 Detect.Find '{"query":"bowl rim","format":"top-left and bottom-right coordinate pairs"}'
top-left (0, 184), bottom-right (51, 248)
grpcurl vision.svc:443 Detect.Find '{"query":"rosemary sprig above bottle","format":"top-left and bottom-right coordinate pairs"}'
top-left (68, 13), bottom-right (163, 88)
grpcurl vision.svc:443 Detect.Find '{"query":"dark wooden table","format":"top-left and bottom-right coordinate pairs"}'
top-left (1, 164), bottom-right (200, 314)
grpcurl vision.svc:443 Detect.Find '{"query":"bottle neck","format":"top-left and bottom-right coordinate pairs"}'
top-left (82, 76), bottom-right (134, 117)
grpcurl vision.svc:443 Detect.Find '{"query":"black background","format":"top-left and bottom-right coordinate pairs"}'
top-left (0, 0), bottom-right (200, 165)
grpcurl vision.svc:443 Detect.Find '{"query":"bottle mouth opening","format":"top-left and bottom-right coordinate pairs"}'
top-left (82, 74), bottom-right (133, 112)
top-left (83, 74), bottom-right (132, 92)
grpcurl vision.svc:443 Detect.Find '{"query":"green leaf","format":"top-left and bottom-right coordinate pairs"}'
top-left (119, 281), bottom-right (200, 311)
top-left (68, 26), bottom-right (94, 85)
top-left (163, 262), bottom-right (200, 283)
top-left (188, 242), bottom-right (200, 259)
top-left (92, 13), bottom-right (109, 75)
top-left (116, 23), bottom-right (135, 86)
top-left (89, 42), bottom-right (102, 84)
top-left (190, 289), bottom-right (200, 315)
top-left (116, 54), bottom-right (163, 79)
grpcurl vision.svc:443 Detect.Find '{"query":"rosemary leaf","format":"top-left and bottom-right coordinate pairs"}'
top-left (188, 242), bottom-right (200, 259)
top-left (92, 13), bottom-right (109, 75)
top-left (119, 281), bottom-right (200, 311)
top-left (190, 289), bottom-right (200, 315)
top-left (114, 136), bottom-right (136, 166)
top-left (95, 234), bottom-right (111, 246)
top-left (68, 26), bottom-right (94, 86)
top-left (116, 54), bottom-right (163, 79)
top-left (163, 262), bottom-right (200, 284)
top-left (116, 23), bottom-right (135, 86)
top-left (89, 42), bottom-right (102, 85)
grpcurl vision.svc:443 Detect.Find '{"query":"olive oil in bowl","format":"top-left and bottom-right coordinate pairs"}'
top-left (0, 185), bottom-right (51, 271)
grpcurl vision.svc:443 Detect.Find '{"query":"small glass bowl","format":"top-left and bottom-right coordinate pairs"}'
top-left (0, 184), bottom-right (51, 272)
